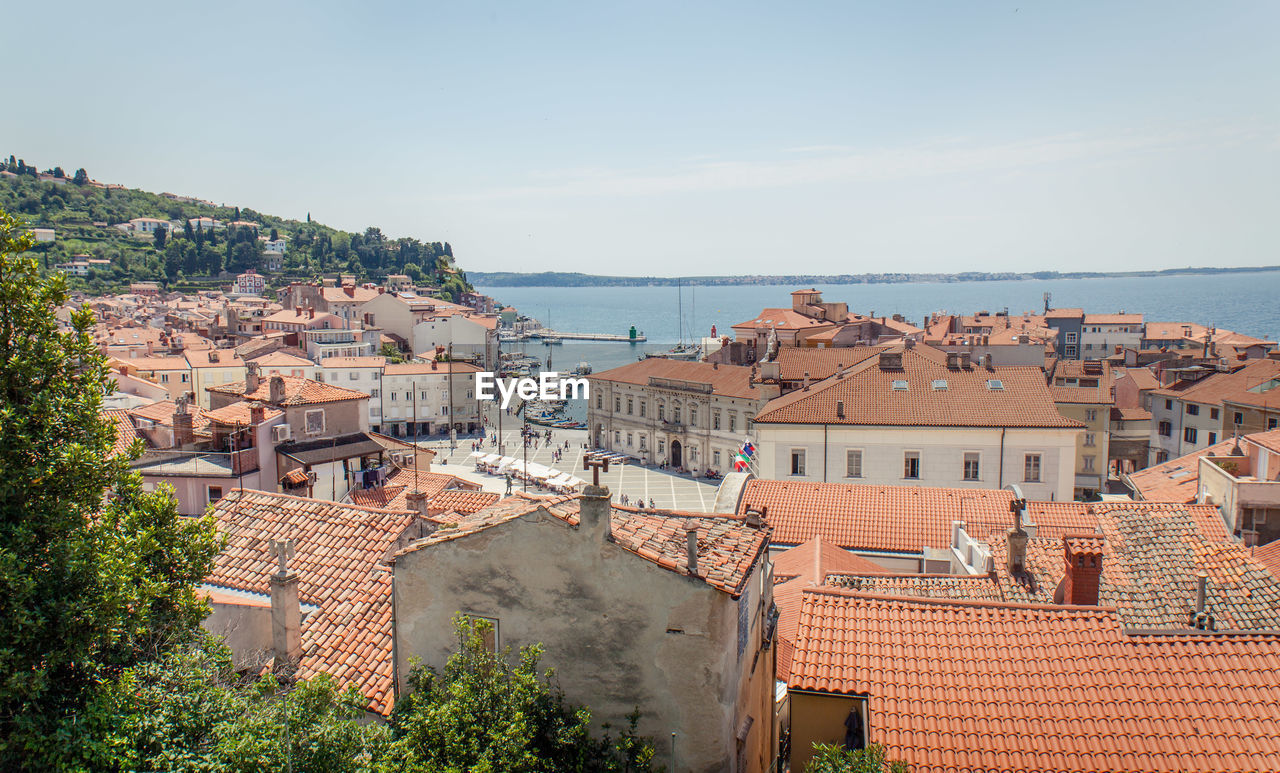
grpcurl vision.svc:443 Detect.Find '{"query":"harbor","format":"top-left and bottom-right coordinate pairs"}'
top-left (500, 326), bottom-right (646, 343)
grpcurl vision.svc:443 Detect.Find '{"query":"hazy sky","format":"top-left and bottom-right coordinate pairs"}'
top-left (4, 1), bottom-right (1277, 276)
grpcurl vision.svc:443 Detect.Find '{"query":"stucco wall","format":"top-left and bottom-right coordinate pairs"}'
top-left (788, 692), bottom-right (866, 771)
top-left (392, 508), bottom-right (773, 772)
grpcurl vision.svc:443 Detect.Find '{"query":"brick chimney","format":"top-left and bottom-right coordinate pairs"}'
top-left (172, 408), bottom-right (194, 448)
top-left (684, 520), bottom-right (700, 576)
top-left (344, 285), bottom-right (355, 297)
top-left (1006, 497), bottom-right (1028, 575)
top-left (246, 361), bottom-right (260, 394)
top-left (579, 484), bottom-right (612, 543)
top-left (1062, 536), bottom-right (1105, 606)
top-left (249, 402), bottom-right (265, 426)
top-left (269, 540), bottom-right (302, 666)
top-left (405, 489), bottom-right (431, 519)
top-left (269, 375), bottom-right (285, 405)
top-left (308, 307), bottom-right (316, 320)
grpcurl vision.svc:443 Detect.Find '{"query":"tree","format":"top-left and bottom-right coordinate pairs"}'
top-left (153, 225), bottom-right (167, 250)
top-left (269, 226), bottom-right (278, 242)
top-left (807, 743), bottom-right (911, 773)
top-left (386, 615), bottom-right (657, 771)
top-left (72, 168), bottom-right (89, 185)
top-left (0, 208), bottom-right (221, 768)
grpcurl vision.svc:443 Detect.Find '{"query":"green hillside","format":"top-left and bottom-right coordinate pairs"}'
top-left (0, 155), bottom-right (472, 300)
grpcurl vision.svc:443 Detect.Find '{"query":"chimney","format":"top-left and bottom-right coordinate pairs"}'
top-left (803, 371), bottom-right (811, 391)
top-left (295, 306), bottom-right (302, 315)
top-left (1195, 571), bottom-right (1208, 614)
top-left (878, 351), bottom-right (902, 370)
top-left (344, 285), bottom-right (355, 297)
top-left (308, 307), bottom-right (316, 319)
top-left (246, 361), bottom-right (260, 394)
top-left (405, 489), bottom-right (431, 518)
top-left (946, 351), bottom-right (960, 369)
top-left (146, 340), bottom-right (154, 355)
top-left (1006, 497), bottom-right (1028, 575)
top-left (684, 520), bottom-right (700, 576)
top-left (579, 484), bottom-right (612, 543)
top-left (269, 375), bottom-right (286, 405)
top-left (269, 539), bottom-right (302, 666)
top-left (172, 411), bottom-right (194, 448)
top-left (1062, 536), bottom-right (1104, 606)
top-left (960, 352), bottom-right (972, 369)
top-left (249, 402), bottom-right (265, 426)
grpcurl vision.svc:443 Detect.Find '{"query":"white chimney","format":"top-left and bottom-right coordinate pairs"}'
top-left (684, 520), bottom-right (699, 576)
top-left (269, 539), bottom-right (302, 666)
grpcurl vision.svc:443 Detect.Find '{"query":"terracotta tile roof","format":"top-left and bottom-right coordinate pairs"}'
top-left (987, 502), bottom-right (1280, 630)
top-left (129, 400), bottom-right (212, 431)
top-left (209, 376), bottom-right (368, 405)
top-left (1118, 366), bottom-right (1161, 392)
top-left (202, 402), bottom-right (283, 426)
top-left (1151, 358), bottom-right (1280, 407)
top-left (262, 309), bottom-right (341, 326)
top-left (252, 351), bottom-right (314, 368)
top-left (824, 572), bottom-right (1005, 601)
top-left (321, 286), bottom-right (381, 304)
top-left (184, 349), bottom-right (245, 369)
top-left (737, 479), bottom-right (1096, 554)
top-left (103, 409), bottom-right (142, 456)
top-left (1124, 439), bottom-right (1236, 501)
top-left (1246, 428), bottom-right (1280, 456)
top-left (115, 355), bottom-right (190, 372)
top-left (1083, 312), bottom-right (1143, 325)
top-left (206, 490), bottom-right (424, 715)
top-left (1111, 406), bottom-right (1151, 422)
top-left (589, 359), bottom-right (765, 400)
top-left (755, 349), bottom-right (1080, 428)
top-left (731, 308), bottom-right (836, 331)
top-left (400, 495), bottom-right (769, 596)
top-left (769, 536), bottom-right (886, 680)
top-left (429, 489), bottom-right (501, 514)
top-left (1253, 540), bottom-right (1280, 581)
top-left (347, 468), bottom-right (471, 509)
top-left (773, 346), bottom-right (883, 382)
top-left (788, 588), bottom-right (1280, 773)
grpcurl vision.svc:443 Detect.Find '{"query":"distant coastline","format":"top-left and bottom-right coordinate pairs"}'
top-left (471, 265), bottom-right (1280, 288)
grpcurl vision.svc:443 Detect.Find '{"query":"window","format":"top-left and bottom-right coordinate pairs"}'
top-left (986, 379), bottom-right (1004, 391)
top-left (658, 404), bottom-right (665, 421)
top-left (1270, 418), bottom-right (1279, 430)
top-left (1084, 432), bottom-right (1096, 447)
top-left (1084, 409), bottom-right (1097, 422)
top-left (713, 450), bottom-right (721, 467)
top-left (1158, 420), bottom-right (1172, 437)
top-left (1208, 432), bottom-right (1217, 445)
top-left (891, 379), bottom-right (909, 391)
top-left (1156, 450), bottom-right (1169, 463)
top-left (729, 413), bottom-right (737, 433)
top-left (1065, 332), bottom-right (1078, 344)
top-left (304, 409), bottom-right (325, 435)
top-left (1064, 345), bottom-right (1077, 357)
top-left (690, 408), bottom-right (698, 426)
top-left (903, 451), bottom-right (920, 479)
top-left (1187, 404), bottom-right (1200, 416)
top-left (639, 401), bottom-right (646, 418)
top-left (160, 373), bottom-right (169, 383)
top-left (963, 452), bottom-right (980, 481)
top-left (371, 388), bottom-right (380, 398)
top-left (1183, 427), bottom-right (1198, 443)
top-left (931, 379), bottom-right (948, 391)
top-left (626, 433), bottom-right (633, 447)
top-left (596, 394), bottom-right (603, 409)
top-left (658, 440), bottom-right (665, 454)
top-left (846, 449), bottom-right (863, 478)
top-left (1165, 399), bottom-right (1173, 410)
top-left (1210, 408), bottom-right (1219, 420)
top-left (206, 485), bottom-right (223, 504)
top-left (349, 372), bottom-right (359, 381)
top-left (1235, 412), bottom-right (1244, 425)
top-left (614, 430), bottom-right (621, 445)
top-left (639, 436), bottom-right (647, 450)
top-left (614, 396), bottom-right (621, 412)
top-left (1024, 454), bottom-right (1042, 482)
top-left (626, 398), bottom-right (633, 415)
top-left (713, 411), bottom-right (721, 430)
top-left (790, 449), bottom-right (806, 476)
top-left (181, 373), bottom-right (190, 382)
top-left (1083, 455), bottom-right (1095, 472)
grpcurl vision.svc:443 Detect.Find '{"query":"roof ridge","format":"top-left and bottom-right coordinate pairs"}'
top-left (224, 487), bottom-right (416, 517)
top-left (802, 586), bottom-right (1121, 615)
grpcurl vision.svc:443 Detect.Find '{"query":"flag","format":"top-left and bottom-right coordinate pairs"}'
top-left (740, 440), bottom-right (755, 457)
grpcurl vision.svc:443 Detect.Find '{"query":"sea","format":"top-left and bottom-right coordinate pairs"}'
top-left (477, 271), bottom-right (1280, 423)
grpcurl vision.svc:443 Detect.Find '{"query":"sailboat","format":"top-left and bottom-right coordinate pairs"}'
top-left (643, 281), bottom-right (703, 361)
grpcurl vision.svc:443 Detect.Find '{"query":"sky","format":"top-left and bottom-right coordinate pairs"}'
top-left (3, 1), bottom-right (1278, 276)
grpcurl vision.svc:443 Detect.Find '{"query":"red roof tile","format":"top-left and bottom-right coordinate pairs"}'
top-left (209, 375), bottom-right (368, 406)
top-left (1125, 439), bottom-right (1236, 502)
top-left (789, 588), bottom-right (1280, 772)
top-left (772, 347), bottom-right (884, 382)
top-left (737, 479), bottom-right (1096, 554)
top-left (206, 490), bottom-right (424, 715)
top-left (103, 409), bottom-right (142, 456)
top-left (589, 359), bottom-right (765, 400)
top-left (755, 349), bottom-right (1080, 428)
top-left (1254, 539), bottom-right (1280, 581)
top-left (202, 402), bottom-right (283, 426)
top-left (1151, 358), bottom-right (1280, 407)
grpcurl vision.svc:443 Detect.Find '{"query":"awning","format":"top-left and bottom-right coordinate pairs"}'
top-left (281, 432), bottom-right (383, 465)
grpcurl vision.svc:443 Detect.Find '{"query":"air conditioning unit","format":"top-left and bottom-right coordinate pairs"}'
top-left (272, 424), bottom-right (292, 443)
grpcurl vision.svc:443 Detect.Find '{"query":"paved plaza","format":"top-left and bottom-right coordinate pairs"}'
top-left (412, 421), bottom-right (721, 513)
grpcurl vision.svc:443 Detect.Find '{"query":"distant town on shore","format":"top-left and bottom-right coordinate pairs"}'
top-left (470, 264), bottom-right (1280, 287)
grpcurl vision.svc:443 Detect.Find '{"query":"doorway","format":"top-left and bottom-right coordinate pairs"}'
top-left (671, 440), bottom-right (682, 468)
